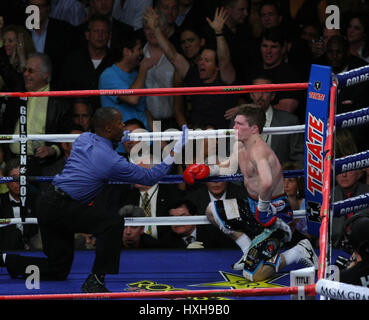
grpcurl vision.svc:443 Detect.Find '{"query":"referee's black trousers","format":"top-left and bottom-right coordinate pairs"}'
top-left (4, 189), bottom-right (124, 280)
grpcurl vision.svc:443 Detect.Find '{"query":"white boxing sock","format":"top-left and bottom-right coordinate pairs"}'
top-left (278, 245), bottom-right (303, 272)
top-left (235, 234), bottom-right (251, 254)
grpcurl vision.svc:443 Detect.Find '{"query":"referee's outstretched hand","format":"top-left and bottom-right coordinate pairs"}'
top-left (120, 130), bottom-right (131, 143)
top-left (173, 125), bottom-right (189, 153)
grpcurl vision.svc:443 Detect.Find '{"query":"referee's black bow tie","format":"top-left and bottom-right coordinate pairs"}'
top-left (10, 200), bottom-right (20, 207)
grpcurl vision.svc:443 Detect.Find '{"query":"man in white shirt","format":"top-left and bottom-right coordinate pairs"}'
top-left (142, 11), bottom-right (176, 130)
top-left (112, 0), bottom-right (153, 30)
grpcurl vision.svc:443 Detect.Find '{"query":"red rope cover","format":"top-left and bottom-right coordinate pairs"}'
top-left (0, 284), bottom-right (316, 300)
top-left (0, 83), bottom-right (308, 98)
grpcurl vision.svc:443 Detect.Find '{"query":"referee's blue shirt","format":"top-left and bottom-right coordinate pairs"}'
top-left (53, 132), bottom-right (172, 204)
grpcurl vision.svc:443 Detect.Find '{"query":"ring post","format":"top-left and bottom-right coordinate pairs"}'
top-left (304, 64), bottom-right (332, 237)
top-left (19, 98), bottom-right (28, 221)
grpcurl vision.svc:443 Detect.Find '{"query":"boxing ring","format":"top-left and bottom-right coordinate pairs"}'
top-left (1, 64), bottom-right (369, 300)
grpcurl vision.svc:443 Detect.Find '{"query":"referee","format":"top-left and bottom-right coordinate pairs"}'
top-left (0, 107), bottom-right (188, 293)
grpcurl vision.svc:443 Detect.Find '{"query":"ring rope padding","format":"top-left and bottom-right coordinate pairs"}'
top-left (0, 83), bottom-right (308, 98)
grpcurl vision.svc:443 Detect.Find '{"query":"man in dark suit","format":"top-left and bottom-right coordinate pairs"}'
top-left (176, 0), bottom-right (212, 29)
top-left (109, 182), bottom-right (185, 240)
top-left (2, 53), bottom-right (71, 175)
top-left (187, 181), bottom-right (248, 215)
top-left (97, 154), bottom-right (185, 240)
top-left (119, 205), bottom-right (161, 249)
top-left (58, 15), bottom-right (116, 112)
top-left (0, 159), bottom-right (39, 251)
top-left (76, 0), bottom-right (133, 59)
top-left (27, 0), bottom-right (77, 87)
top-left (159, 198), bottom-right (237, 249)
top-left (249, 74), bottom-right (305, 167)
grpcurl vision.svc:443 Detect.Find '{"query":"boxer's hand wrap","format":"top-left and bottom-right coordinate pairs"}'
top-left (255, 198), bottom-right (277, 227)
top-left (183, 164), bottom-right (210, 184)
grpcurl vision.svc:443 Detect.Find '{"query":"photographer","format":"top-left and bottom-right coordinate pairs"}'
top-left (336, 215), bottom-right (369, 287)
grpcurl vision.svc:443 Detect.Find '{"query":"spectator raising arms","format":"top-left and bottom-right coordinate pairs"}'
top-left (143, 6), bottom-right (238, 129)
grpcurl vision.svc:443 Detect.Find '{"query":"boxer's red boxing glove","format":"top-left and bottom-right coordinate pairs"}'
top-left (183, 164), bottom-right (210, 184)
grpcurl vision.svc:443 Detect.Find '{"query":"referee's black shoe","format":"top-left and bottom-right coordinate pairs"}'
top-left (81, 273), bottom-right (110, 293)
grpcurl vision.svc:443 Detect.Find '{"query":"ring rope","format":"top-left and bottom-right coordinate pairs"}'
top-left (335, 106), bottom-right (369, 129)
top-left (0, 209), bottom-right (307, 227)
top-left (2, 142), bottom-right (368, 185)
top-left (1, 105), bottom-right (366, 143)
top-left (0, 61), bottom-right (365, 100)
top-left (0, 269), bottom-right (367, 300)
top-left (335, 65), bottom-right (369, 88)
top-left (0, 125), bottom-right (304, 143)
top-left (4, 188), bottom-right (369, 227)
top-left (0, 83), bottom-right (308, 99)
top-left (0, 284), bottom-right (316, 300)
top-left (316, 279), bottom-right (369, 300)
top-left (333, 192), bottom-right (369, 217)
top-left (0, 169), bottom-right (304, 185)
top-left (335, 150), bottom-right (369, 174)
top-left (2, 189), bottom-right (367, 227)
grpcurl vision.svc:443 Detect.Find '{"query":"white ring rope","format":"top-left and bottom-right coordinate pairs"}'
top-left (3, 104), bottom-right (367, 143)
top-left (316, 279), bottom-right (369, 300)
top-left (0, 134), bottom-right (80, 144)
top-left (0, 125), bottom-right (304, 144)
top-left (0, 210), bottom-right (307, 227)
top-left (127, 125), bottom-right (304, 141)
